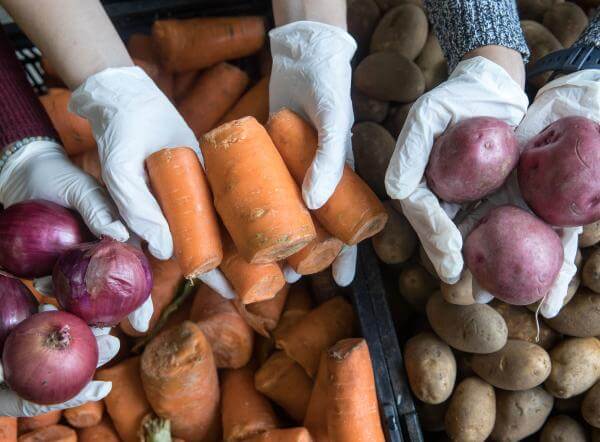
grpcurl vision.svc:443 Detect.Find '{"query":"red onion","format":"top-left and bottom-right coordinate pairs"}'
top-left (53, 238), bottom-right (153, 326)
top-left (0, 274), bottom-right (37, 351)
top-left (0, 200), bottom-right (91, 278)
top-left (2, 310), bottom-right (98, 405)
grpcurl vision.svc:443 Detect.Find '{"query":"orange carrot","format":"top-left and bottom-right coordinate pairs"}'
top-left (17, 280), bottom-right (47, 307)
top-left (18, 411), bottom-right (61, 434)
top-left (146, 147), bottom-right (223, 278)
top-left (77, 418), bottom-right (120, 442)
top-left (201, 117), bottom-right (316, 264)
top-left (17, 425), bottom-right (76, 442)
top-left (303, 353), bottom-right (329, 442)
top-left (272, 283), bottom-right (313, 342)
top-left (244, 428), bottom-right (314, 442)
top-left (220, 231), bottom-right (286, 304)
top-left (70, 149), bottom-right (103, 184)
top-left (40, 88), bottom-right (96, 155)
top-left (222, 366), bottom-right (279, 441)
top-left (141, 321), bottom-right (220, 442)
top-left (0, 417), bottom-right (16, 442)
top-left (287, 219), bottom-right (344, 275)
top-left (220, 76), bottom-right (270, 125)
top-left (120, 254), bottom-right (182, 337)
top-left (63, 401), bottom-right (104, 429)
top-left (236, 285), bottom-right (289, 337)
top-left (266, 109), bottom-right (388, 245)
top-left (127, 34), bottom-right (157, 64)
top-left (255, 351), bottom-right (313, 423)
top-left (96, 357), bottom-right (152, 442)
top-left (276, 296), bottom-right (356, 378)
top-left (152, 16), bottom-right (266, 73)
top-left (327, 339), bottom-right (385, 442)
top-left (178, 62), bottom-right (249, 138)
top-left (173, 70), bottom-right (200, 103)
top-left (254, 334), bottom-right (275, 366)
top-left (190, 284), bottom-right (254, 369)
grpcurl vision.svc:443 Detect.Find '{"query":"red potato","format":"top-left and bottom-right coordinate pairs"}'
top-left (518, 116), bottom-right (600, 227)
top-left (425, 117), bottom-right (519, 203)
top-left (464, 205), bottom-right (563, 305)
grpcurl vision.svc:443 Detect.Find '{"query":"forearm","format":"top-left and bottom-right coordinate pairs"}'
top-left (1, 0), bottom-right (132, 90)
top-left (574, 10), bottom-right (600, 48)
top-left (272, 0), bottom-right (347, 29)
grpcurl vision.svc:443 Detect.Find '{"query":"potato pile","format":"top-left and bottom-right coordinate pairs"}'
top-left (349, 0), bottom-right (600, 439)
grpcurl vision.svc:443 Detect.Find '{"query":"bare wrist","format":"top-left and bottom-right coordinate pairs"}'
top-left (463, 46), bottom-right (526, 89)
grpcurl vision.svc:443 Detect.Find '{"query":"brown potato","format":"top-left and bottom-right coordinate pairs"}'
top-left (491, 301), bottom-right (558, 349)
top-left (372, 202), bottom-right (418, 264)
top-left (398, 264), bottom-right (438, 311)
top-left (491, 387), bottom-right (554, 441)
top-left (415, 32), bottom-right (447, 91)
top-left (383, 102), bottom-right (413, 138)
top-left (517, 0), bottom-right (564, 21)
top-left (347, 0), bottom-right (381, 59)
top-left (416, 400), bottom-right (448, 432)
top-left (545, 337), bottom-right (600, 398)
top-left (471, 340), bottom-right (551, 391)
top-left (583, 248), bottom-right (600, 293)
top-left (543, 2), bottom-right (588, 47)
top-left (405, 332), bottom-right (456, 404)
top-left (521, 20), bottom-right (563, 89)
top-left (426, 292), bottom-right (508, 353)
top-left (441, 271), bottom-right (474, 306)
top-left (444, 377), bottom-right (495, 442)
top-left (375, 0), bottom-right (423, 11)
top-left (352, 122), bottom-right (395, 199)
top-left (354, 52), bottom-right (425, 102)
top-left (545, 288), bottom-right (600, 337)
top-left (582, 380), bottom-right (600, 428)
top-left (540, 415), bottom-right (587, 442)
top-left (581, 221), bottom-right (600, 248)
top-left (370, 5), bottom-right (428, 60)
top-left (352, 91), bottom-right (389, 123)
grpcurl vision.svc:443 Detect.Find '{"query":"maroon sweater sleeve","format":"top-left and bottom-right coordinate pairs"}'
top-left (0, 26), bottom-right (57, 150)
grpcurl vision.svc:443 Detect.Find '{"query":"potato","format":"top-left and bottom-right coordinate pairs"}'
top-left (583, 248), bottom-right (600, 293)
top-left (354, 52), bottom-right (425, 102)
top-left (582, 380), bottom-right (600, 428)
top-left (444, 377), bottom-right (495, 442)
top-left (440, 271), bottom-right (474, 306)
top-left (581, 221), bottom-right (600, 247)
top-left (372, 202), bottom-right (418, 264)
top-left (375, 0), bottom-right (423, 11)
top-left (543, 2), bottom-right (588, 47)
top-left (383, 102), bottom-right (413, 138)
top-left (518, 116), bottom-right (600, 227)
top-left (491, 301), bottom-right (558, 349)
top-left (398, 264), bottom-right (438, 311)
top-left (471, 340), bottom-right (551, 391)
top-left (545, 288), bottom-right (600, 337)
top-left (352, 122), bottom-right (395, 199)
top-left (521, 20), bottom-right (563, 89)
top-left (405, 332), bottom-right (456, 404)
top-left (352, 91), bottom-right (389, 123)
top-left (416, 400), bottom-right (448, 432)
top-left (540, 415), bottom-right (587, 442)
top-left (517, 0), bottom-right (563, 21)
top-left (370, 5), bottom-right (428, 60)
top-left (426, 291), bottom-right (508, 353)
top-left (465, 205), bottom-right (563, 305)
top-left (545, 337), bottom-right (600, 398)
top-left (426, 118), bottom-right (519, 203)
top-left (415, 32), bottom-right (447, 91)
top-left (491, 387), bottom-right (554, 441)
top-left (347, 0), bottom-right (381, 58)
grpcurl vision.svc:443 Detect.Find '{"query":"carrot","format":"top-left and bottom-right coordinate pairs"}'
top-left (222, 366), bottom-right (279, 441)
top-left (254, 334), bottom-right (275, 366)
top-left (178, 63), bottom-right (249, 138)
top-left (220, 231), bottom-right (286, 304)
top-left (327, 339), bottom-right (385, 442)
top-left (18, 411), bottom-right (61, 434)
top-left (173, 70), bottom-right (199, 103)
top-left (303, 353), bottom-right (329, 442)
top-left (127, 34), bottom-right (157, 64)
top-left (0, 417), bottom-right (16, 442)
top-left (120, 254), bottom-right (182, 337)
top-left (276, 296), bottom-right (356, 378)
top-left (152, 16), bottom-right (266, 73)
top-left (39, 88), bottom-right (96, 155)
top-left (63, 401), bottom-right (104, 429)
top-left (254, 351), bottom-right (313, 423)
top-left (308, 271), bottom-right (342, 305)
top-left (190, 284), bottom-right (254, 369)
top-left (96, 357), bottom-right (152, 442)
top-left (77, 418), bottom-right (120, 442)
top-left (201, 117), bottom-right (316, 264)
top-left (17, 425), bottom-right (76, 442)
top-left (141, 321), bottom-right (220, 442)
top-left (287, 219), bottom-right (344, 275)
top-left (244, 428), bottom-right (314, 442)
top-left (146, 147), bottom-right (223, 278)
top-left (266, 109), bottom-right (388, 245)
top-left (235, 285), bottom-right (289, 337)
top-left (272, 283), bottom-right (313, 347)
top-left (17, 280), bottom-right (47, 307)
top-left (219, 76), bottom-right (270, 125)
top-left (70, 149), bottom-right (103, 184)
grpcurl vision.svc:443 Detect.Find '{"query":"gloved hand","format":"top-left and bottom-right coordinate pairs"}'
top-left (0, 304), bottom-right (119, 417)
top-left (70, 66), bottom-right (235, 301)
top-left (385, 57), bottom-right (529, 284)
top-left (270, 21), bottom-right (357, 287)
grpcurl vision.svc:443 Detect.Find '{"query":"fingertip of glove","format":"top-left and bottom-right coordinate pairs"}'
top-left (147, 238), bottom-right (173, 261)
top-left (97, 220), bottom-right (129, 242)
top-left (282, 265), bottom-right (302, 284)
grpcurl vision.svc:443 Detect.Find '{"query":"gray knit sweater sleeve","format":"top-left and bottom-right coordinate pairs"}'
top-left (423, 0), bottom-right (530, 71)
top-left (574, 10), bottom-right (600, 48)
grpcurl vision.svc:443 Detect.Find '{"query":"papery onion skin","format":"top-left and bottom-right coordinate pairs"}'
top-left (53, 238), bottom-right (153, 327)
top-left (0, 274), bottom-right (38, 351)
top-left (2, 310), bottom-right (98, 405)
top-left (0, 200), bottom-right (91, 278)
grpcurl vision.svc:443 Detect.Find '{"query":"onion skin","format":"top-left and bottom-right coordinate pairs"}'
top-left (0, 200), bottom-right (91, 278)
top-left (0, 274), bottom-right (37, 351)
top-left (53, 238), bottom-right (153, 327)
top-left (2, 311), bottom-right (98, 405)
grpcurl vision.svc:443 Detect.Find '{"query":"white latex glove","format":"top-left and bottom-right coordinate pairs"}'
top-left (0, 304), bottom-right (119, 417)
top-left (270, 21), bottom-right (357, 287)
top-left (385, 57), bottom-right (529, 284)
